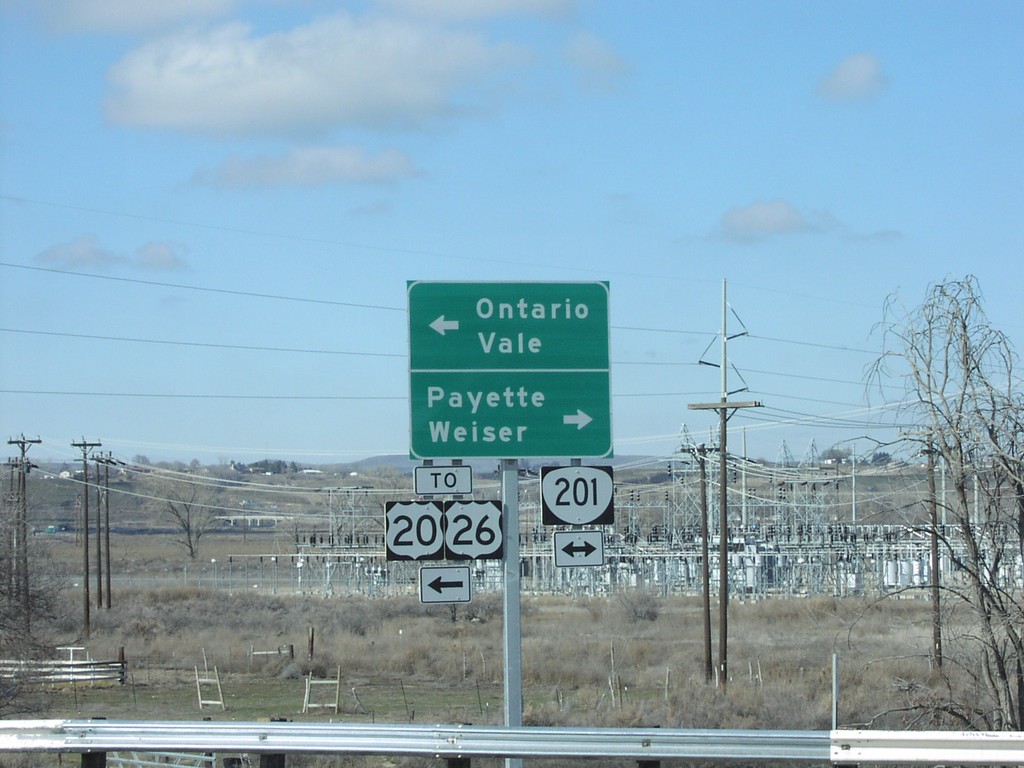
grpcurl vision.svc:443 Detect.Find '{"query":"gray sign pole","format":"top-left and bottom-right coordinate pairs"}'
top-left (501, 458), bottom-right (523, 768)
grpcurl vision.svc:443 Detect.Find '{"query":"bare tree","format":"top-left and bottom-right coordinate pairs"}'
top-left (158, 478), bottom-right (221, 560)
top-left (871, 276), bottom-right (1024, 729)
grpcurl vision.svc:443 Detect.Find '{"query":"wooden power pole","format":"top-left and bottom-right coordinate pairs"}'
top-left (688, 279), bottom-right (761, 691)
top-left (71, 438), bottom-right (102, 638)
top-left (7, 434), bottom-right (40, 632)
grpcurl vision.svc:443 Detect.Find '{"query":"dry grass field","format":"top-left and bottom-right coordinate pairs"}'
top-left (3, 466), bottom-right (966, 767)
top-left (12, 564), bottom-right (946, 731)
top-left (5, 583), bottom-right (958, 768)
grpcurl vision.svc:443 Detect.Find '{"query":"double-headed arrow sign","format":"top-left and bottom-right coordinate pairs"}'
top-left (562, 539), bottom-right (597, 557)
top-left (553, 531), bottom-right (605, 568)
top-left (408, 281), bottom-right (612, 459)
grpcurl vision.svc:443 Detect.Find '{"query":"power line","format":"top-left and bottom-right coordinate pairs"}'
top-left (749, 333), bottom-right (878, 355)
top-left (0, 194), bottom-right (456, 264)
top-left (0, 262), bottom-right (402, 312)
top-left (0, 390), bottom-right (404, 401)
top-left (0, 194), bottom-right (726, 284)
top-left (749, 335), bottom-right (876, 356)
top-left (1, 266), bottom-right (882, 357)
top-left (33, 437), bottom-right (407, 464)
top-left (742, 367), bottom-right (897, 390)
top-left (747, 390), bottom-right (875, 409)
top-left (40, 463), bottom-right (410, 515)
top-left (0, 327), bottom-right (404, 359)
top-left (1, 327), bottom-right (708, 367)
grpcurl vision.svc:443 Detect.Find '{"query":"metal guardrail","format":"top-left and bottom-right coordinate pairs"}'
top-left (832, 728), bottom-right (1024, 763)
top-left (0, 721), bottom-right (828, 761)
top-left (3, 720), bottom-right (1024, 764)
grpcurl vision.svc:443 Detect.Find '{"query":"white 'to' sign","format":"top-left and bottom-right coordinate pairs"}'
top-left (541, 465), bottom-right (614, 525)
top-left (415, 465), bottom-right (473, 495)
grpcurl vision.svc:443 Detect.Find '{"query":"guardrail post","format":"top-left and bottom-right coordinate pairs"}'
top-left (81, 752), bottom-right (106, 767)
top-left (638, 761), bottom-right (660, 768)
top-left (258, 755), bottom-right (285, 768)
top-left (447, 759), bottom-right (470, 768)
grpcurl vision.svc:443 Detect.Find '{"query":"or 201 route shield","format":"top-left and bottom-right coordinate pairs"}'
top-left (408, 281), bottom-right (612, 459)
top-left (541, 465), bottom-right (614, 525)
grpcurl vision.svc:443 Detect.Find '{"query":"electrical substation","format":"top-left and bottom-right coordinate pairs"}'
top-left (207, 437), bottom-right (976, 603)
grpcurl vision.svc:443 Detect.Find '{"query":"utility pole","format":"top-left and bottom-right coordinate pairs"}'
top-left (925, 442), bottom-right (942, 668)
top-left (104, 456), bottom-right (112, 609)
top-left (691, 443), bottom-right (713, 683)
top-left (688, 279), bottom-right (761, 691)
top-left (850, 451), bottom-right (857, 524)
top-left (72, 438), bottom-right (101, 638)
top-left (3, 461), bottom-right (13, 599)
top-left (7, 434), bottom-right (40, 632)
top-left (96, 453), bottom-right (122, 609)
top-left (94, 459), bottom-right (103, 608)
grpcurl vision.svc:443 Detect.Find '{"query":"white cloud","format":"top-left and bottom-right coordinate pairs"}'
top-left (105, 13), bottom-right (523, 137)
top-left (35, 234), bottom-right (124, 268)
top-left (718, 200), bottom-right (898, 244)
top-left (38, 0), bottom-right (236, 34)
top-left (565, 31), bottom-right (628, 93)
top-left (134, 242), bottom-right (188, 270)
top-left (818, 52), bottom-right (888, 101)
top-left (719, 200), bottom-right (817, 243)
top-left (378, 0), bottom-right (575, 21)
top-left (352, 200), bottom-right (394, 217)
top-left (34, 235), bottom-right (187, 270)
top-left (197, 146), bottom-right (419, 187)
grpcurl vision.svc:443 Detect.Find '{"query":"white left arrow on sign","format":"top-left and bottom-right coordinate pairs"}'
top-left (430, 315), bottom-right (460, 335)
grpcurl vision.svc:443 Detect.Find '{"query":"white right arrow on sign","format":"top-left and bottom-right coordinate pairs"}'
top-left (563, 409), bottom-right (592, 429)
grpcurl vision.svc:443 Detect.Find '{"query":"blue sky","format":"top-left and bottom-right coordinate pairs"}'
top-left (1, 0), bottom-right (1022, 467)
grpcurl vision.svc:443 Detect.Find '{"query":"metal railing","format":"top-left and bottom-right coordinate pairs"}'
top-left (4, 720), bottom-right (1024, 765)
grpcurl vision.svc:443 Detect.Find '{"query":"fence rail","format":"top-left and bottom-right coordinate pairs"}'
top-left (108, 752), bottom-right (216, 768)
top-left (4, 720), bottom-right (1024, 765)
top-left (0, 659), bottom-right (126, 686)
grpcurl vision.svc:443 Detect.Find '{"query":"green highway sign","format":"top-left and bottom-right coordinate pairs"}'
top-left (408, 281), bottom-right (612, 459)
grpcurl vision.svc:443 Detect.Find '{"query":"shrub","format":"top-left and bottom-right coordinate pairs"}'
top-left (618, 591), bottom-right (659, 622)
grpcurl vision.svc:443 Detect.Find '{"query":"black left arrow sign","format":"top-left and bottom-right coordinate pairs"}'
top-left (428, 575), bottom-right (465, 593)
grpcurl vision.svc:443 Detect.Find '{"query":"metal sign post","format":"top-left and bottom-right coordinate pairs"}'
top-left (501, 458), bottom-right (523, 768)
